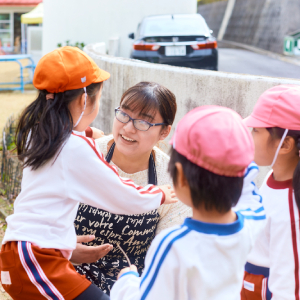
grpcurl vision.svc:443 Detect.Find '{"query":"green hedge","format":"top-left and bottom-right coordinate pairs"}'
top-left (0, 115), bottom-right (22, 202)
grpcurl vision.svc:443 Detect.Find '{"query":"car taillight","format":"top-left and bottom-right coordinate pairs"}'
top-left (191, 41), bottom-right (217, 50)
top-left (133, 42), bottom-right (160, 51)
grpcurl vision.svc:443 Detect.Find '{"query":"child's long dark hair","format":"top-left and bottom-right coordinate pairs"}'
top-left (17, 82), bottom-right (102, 170)
top-left (267, 127), bottom-right (300, 208)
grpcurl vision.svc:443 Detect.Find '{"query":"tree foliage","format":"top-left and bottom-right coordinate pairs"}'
top-left (198, 0), bottom-right (227, 4)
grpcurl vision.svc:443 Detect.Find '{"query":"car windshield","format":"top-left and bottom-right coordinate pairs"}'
top-left (141, 16), bottom-right (210, 37)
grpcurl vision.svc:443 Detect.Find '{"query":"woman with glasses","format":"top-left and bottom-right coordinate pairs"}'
top-left (72, 82), bottom-right (191, 295)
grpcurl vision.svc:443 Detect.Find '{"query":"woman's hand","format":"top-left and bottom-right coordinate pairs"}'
top-left (117, 265), bottom-right (138, 280)
top-left (70, 235), bottom-right (113, 265)
top-left (159, 185), bottom-right (178, 205)
top-left (90, 127), bottom-right (105, 139)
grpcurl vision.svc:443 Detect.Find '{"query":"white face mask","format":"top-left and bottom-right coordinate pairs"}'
top-left (270, 128), bottom-right (289, 168)
top-left (73, 87), bottom-right (87, 129)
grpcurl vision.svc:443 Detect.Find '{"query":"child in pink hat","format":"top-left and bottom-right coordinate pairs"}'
top-left (241, 84), bottom-right (300, 300)
top-left (110, 105), bottom-right (266, 300)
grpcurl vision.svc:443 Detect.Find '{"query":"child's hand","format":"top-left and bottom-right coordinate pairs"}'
top-left (90, 127), bottom-right (104, 139)
top-left (117, 265), bottom-right (138, 280)
top-left (159, 185), bottom-right (178, 205)
top-left (70, 235), bottom-right (113, 264)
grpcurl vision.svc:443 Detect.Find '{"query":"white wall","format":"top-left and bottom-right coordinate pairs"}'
top-left (43, 0), bottom-right (197, 57)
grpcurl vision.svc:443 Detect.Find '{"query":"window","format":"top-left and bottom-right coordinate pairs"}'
top-left (14, 13), bottom-right (22, 53)
top-left (0, 13), bottom-right (12, 49)
top-left (142, 16), bottom-right (210, 37)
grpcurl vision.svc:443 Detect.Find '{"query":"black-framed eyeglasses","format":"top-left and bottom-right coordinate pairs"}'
top-left (114, 107), bottom-right (167, 131)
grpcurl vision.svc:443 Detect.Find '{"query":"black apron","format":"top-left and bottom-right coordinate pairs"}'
top-left (74, 143), bottom-right (159, 295)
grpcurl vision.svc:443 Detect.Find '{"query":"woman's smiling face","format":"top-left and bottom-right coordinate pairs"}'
top-left (112, 103), bottom-right (170, 158)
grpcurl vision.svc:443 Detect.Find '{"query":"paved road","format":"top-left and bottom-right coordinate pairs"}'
top-left (219, 48), bottom-right (300, 80)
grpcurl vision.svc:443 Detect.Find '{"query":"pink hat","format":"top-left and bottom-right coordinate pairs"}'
top-left (170, 106), bottom-right (254, 177)
top-left (244, 84), bottom-right (300, 130)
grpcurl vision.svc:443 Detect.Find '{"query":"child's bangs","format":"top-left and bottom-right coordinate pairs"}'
top-left (121, 93), bottom-right (159, 122)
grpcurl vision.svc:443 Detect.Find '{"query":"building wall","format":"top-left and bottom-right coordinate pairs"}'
top-left (0, 7), bottom-right (33, 13)
top-left (0, 6), bottom-right (32, 51)
top-left (43, 0), bottom-right (197, 58)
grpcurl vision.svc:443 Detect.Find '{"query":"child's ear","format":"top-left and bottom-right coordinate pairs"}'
top-left (175, 162), bottom-right (188, 188)
top-left (79, 93), bottom-right (86, 110)
top-left (159, 125), bottom-right (172, 141)
top-left (280, 136), bottom-right (296, 154)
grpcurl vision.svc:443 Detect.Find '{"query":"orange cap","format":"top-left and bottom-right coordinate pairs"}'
top-left (33, 46), bottom-right (110, 93)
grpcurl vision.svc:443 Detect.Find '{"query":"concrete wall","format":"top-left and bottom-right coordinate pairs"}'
top-left (200, 0), bottom-right (300, 54)
top-left (251, 0), bottom-right (300, 54)
top-left (197, 1), bottom-right (228, 38)
top-left (223, 0), bottom-right (265, 46)
top-left (85, 43), bottom-right (300, 185)
top-left (85, 42), bottom-right (300, 134)
top-left (42, 0), bottom-right (197, 58)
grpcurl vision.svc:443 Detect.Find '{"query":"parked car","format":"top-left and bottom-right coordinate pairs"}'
top-left (128, 14), bottom-right (218, 71)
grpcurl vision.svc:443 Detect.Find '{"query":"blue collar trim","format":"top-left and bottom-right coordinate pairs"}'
top-left (183, 212), bottom-right (244, 236)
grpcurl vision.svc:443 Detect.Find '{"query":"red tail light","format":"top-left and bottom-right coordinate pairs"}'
top-left (191, 41), bottom-right (217, 50)
top-left (133, 42), bottom-right (160, 51)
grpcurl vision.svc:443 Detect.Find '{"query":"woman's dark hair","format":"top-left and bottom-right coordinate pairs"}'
top-left (119, 82), bottom-right (177, 127)
top-left (17, 82), bottom-right (102, 170)
top-left (266, 127), bottom-right (300, 208)
top-left (168, 148), bottom-right (244, 213)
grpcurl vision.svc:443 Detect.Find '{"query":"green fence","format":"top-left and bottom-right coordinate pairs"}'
top-left (284, 30), bottom-right (300, 56)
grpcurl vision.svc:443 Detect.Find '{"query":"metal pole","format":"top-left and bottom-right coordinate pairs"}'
top-left (25, 24), bottom-right (28, 54)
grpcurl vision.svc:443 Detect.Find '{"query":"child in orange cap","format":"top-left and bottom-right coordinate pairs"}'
top-left (0, 46), bottom-right (176, 300)
top-left (110, 106), bottom-right (266, 300)
top-left (241, 85), bottom-right (300, 300)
